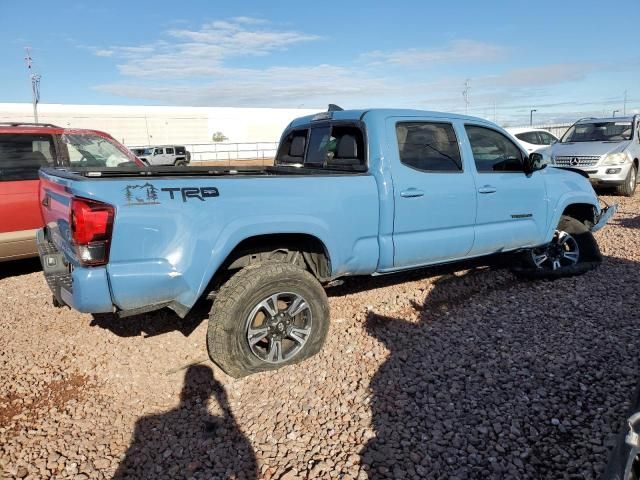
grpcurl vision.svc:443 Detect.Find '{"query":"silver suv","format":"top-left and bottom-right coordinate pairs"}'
top-left (135, 145), bottom-right (191, 166)
top-left (550, 115), bottom-right (640, 196)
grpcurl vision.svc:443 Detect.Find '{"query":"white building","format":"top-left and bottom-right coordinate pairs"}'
top-left (0, 103), bottom-right (319, 146)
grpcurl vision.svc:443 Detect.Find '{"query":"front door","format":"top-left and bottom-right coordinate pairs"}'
top-left (463, 124), bottom-right (548, 256)
top-left (389, 118), bottom-right (477, 268)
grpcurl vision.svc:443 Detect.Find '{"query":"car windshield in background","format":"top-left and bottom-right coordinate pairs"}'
top-left (562, 121), bottom-right (633, 143)
top-left (62, 134), bottom-right (137, 167)
top-left (141, 148), bottom-right (154, 155)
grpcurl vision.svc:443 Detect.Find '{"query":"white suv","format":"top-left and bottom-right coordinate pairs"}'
top-left (136, 145), bottom-right (191, 166)
top-left (506, 127), bottom-right (558, 165)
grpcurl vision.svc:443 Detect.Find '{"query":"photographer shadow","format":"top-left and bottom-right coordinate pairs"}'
top-left (114, 365), bottom-right (257, 479)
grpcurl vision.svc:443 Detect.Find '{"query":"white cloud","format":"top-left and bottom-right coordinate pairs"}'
top-left (93, 49), bottom-right (114, 57)
top-left (89, 19), bottom-right (619, 121)
top-left (93, 18), bottom-right (321, 79)
top-left (362, 40), bottom-right (507, 66)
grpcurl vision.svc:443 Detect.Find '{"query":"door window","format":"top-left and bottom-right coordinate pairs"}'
top-left (397, 122), bottom-right (462, 172)
top-left (155, 148), bottom-right (164, 155)
top-left (165, 147), bottom-right (175, 155)
top-left (465, 125), bottom-right (524, 173)
top-left (0, 134), bottom-right (54, 181)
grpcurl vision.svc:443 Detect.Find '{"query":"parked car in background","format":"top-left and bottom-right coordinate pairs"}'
top-left (549, 115), bottom-right (640, 196)
top-left (0, 122), bottom-right (142, 262)
top-left (506, 127), bottom-right (558, 165)
top-left (136, 145), bottom-right (191, 166)
top-left (36, 107), bottom-right (615, 377)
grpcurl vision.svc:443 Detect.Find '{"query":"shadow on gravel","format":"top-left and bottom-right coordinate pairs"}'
top-left (360, 257), bottom-right (640, 480)
top-left (89, 299), bottom-right (211, 338)
top-left (327, 254), bottom-right (512, 299)
top-left (611, 214), bottom-right (640, 229)
top-left (0, 257), bottom-right (41, 280)
top-left (114, 364), bottom-right (257, 479)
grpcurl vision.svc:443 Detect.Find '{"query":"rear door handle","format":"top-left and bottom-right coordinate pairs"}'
top-left (478, 186), bottom-right (497, 194)
top-left (400, 188), bottom-right (424, 198)
top-left (41, 194), bottom-right (50, 208)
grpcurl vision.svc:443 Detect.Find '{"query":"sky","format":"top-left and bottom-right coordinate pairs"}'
top-left (0, 0), bottom-right (639, 125)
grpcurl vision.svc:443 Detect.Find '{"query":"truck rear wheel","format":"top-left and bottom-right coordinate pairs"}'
top-left (615, 164), bottom-right (637, 197)
top-left (515, 215), bottom-right (601, 279)
top-left (206, 263), bottom-right (329, 378)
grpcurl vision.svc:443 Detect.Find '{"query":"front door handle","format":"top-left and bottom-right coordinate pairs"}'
top-left (478, 186), bottom-right (497, 194)
top-left (41, 194), bottom-right (50, 208)
top-left (400, 188), bottom-right (425, 198)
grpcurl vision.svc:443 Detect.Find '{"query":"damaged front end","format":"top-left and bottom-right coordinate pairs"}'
top-left (591, 202), bottom-right (618, 233)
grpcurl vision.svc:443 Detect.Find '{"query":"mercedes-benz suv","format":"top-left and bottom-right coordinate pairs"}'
top-left (550, 115), bottom-right (640, 196)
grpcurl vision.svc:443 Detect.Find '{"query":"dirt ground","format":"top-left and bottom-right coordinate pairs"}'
top-left (1, 192), bottom-right (639, 479)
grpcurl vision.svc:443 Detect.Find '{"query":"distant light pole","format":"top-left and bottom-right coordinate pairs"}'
top-left (530, 109), bottom-right (537, 126)
top-left (24, 47), bottom-right (41, 123)
top-left (612, 109), bottom-right (619, 118)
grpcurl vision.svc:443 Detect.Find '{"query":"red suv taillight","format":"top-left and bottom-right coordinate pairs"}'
top-left (70, 197), bottom-right (115, 266)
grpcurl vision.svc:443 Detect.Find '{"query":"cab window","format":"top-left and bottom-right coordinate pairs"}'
top-left (465, 125), bottom-right (524, 173)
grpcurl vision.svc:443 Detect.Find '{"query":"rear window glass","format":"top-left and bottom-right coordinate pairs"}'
top-left (0, 134), bottom-right (54, 181)
top-left (276, 123), bottom-right (365, 168)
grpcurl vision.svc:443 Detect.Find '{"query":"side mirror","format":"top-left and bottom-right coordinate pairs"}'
top-left (524, 153), bottom-right (545, 174)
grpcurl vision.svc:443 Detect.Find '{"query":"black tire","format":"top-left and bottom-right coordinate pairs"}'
top-left (615, 164), bottom-right (637, 197)
top-left (514, 215), bottom-right (602, 280)
top-left (207, 263), bottom-right (329, 378)
top-left (174, 159), bottom-right (188, 167)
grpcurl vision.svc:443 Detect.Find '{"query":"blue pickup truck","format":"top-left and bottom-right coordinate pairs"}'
top-left (37, 108), bottom-right (616, 377)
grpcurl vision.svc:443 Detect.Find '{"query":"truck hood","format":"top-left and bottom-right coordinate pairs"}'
top-left (552, 140), bottom-right (630, 158)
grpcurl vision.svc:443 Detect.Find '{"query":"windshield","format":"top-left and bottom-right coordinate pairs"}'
top-left (141, 148), bottom-right (154, 155)
top-left (561, 121), bottom-right (633, 143)
top-left (61, 133), bottom-right (139, 167)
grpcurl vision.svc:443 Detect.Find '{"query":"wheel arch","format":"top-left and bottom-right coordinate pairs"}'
top-left (561, 203), bottom-right (598, 227)
top-left (207, 233), bottom-right (332, 291)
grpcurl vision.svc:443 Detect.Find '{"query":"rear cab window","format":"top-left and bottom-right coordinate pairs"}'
top-left (0, 133), bottom-right (55, 181)
top-left (275, 121), bottom-right (366, 171)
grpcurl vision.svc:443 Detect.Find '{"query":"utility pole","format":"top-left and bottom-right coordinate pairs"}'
top-left (530, 109), bottom-right (537, 126)
top-left (462, 79), bottom-right (471, 115)
top-left (24, 47), bottom-right (41, 123)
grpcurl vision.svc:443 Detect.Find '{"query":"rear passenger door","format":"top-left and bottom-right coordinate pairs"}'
top-left (389, 118), bottom-right (477, 268)
top-left (0, 133), bottom-right (55, 234)
top-left (464, 124), bottom-right (547, 255)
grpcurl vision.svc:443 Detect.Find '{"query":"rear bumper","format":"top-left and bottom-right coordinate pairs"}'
top-left (36, 229), bottom-right (114, 313)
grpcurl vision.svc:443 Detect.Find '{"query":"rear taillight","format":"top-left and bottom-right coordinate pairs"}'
top-left (70, 197), bottom-right (114, 266)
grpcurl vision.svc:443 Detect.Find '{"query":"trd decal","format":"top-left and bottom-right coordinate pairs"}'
top-left (123, 183), bottom-right (161, 205)
top-left (161, 187), bottom-right (220, 202)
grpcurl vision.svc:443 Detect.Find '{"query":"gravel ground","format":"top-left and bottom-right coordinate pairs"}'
top-left (1, 193), bottom-right (639, 480)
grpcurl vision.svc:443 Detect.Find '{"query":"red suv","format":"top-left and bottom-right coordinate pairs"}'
top-left (0, 123), bottom-right (143, 262)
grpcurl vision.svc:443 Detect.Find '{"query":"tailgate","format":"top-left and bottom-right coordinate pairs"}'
top-left (39, 170), bottom-right (77, 261)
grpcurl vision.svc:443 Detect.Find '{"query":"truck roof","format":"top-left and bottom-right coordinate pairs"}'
top-left (288, 108), bottom-right (495, 128)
